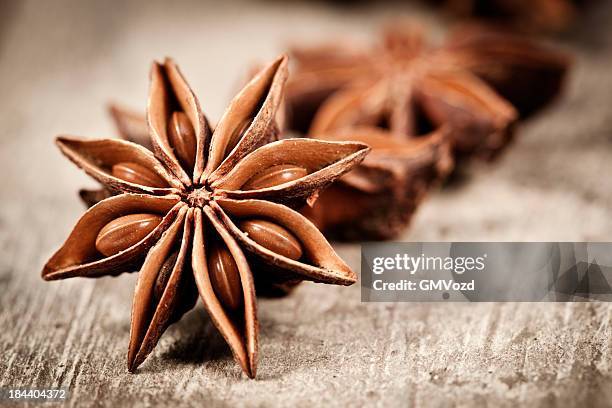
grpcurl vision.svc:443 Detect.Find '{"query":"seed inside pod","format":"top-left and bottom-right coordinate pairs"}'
top-left (241, 164), bottom-right (308, 190)
top-left (111, 162), bottom-right (168, 188)
top-left (95, 213), bottom-right (163, 257)
top-left (225, 117), bottom-right (252, 155)
top-left (207, 242), bottom-right (243, 311)
top-left (153, 250), bottom-right (179, 304)
top-left (167, 111), bottom-right (197, 170)
top-left (239, 219), bottom-right (303, 260)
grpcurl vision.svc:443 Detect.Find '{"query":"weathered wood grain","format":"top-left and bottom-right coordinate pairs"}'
top-left (1, 1), bottom-right (611, 407)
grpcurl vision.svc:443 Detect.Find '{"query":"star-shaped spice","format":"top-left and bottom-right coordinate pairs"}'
top-left (285, 23), bottom-right (569, 160)
top-left (42, 55), bottom-right (369, 378)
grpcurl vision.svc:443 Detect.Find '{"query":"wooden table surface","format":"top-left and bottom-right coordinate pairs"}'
top-left (1, 1), bottom-right (611, 407)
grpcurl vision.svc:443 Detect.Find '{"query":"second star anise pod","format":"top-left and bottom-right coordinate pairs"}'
top-left (285, 23), bottom-right (569, 160)
top-left (42, 55), bottom-right (369, 378)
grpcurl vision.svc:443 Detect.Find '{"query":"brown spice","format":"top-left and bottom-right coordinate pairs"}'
top-left (42, 55), bottom-right (369, 378)
top-left (285, 23), bottom-right (569, 160)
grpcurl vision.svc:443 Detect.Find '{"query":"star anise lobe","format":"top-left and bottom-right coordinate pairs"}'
top-left (242, 164), bottom-right (309, 191)
top-left (95, 213), bottom-right (163, 257)
top-left (111, 162), bottom-right (169, 188)
top-left (239, 219), bottom-right (303, 260)
top-left (207, 241), bottom-right (244, 312)
top-left (167, 111), bottom-right (197, 171)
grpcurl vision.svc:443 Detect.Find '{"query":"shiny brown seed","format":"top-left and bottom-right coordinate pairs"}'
top-left (207, 242), bottom-right (243, 311)
top-left (95, 213), bottom-right (163, 257)
top-left (225, 117), bottom-right (252, 155)
top-left (167, 111), bottom-right (197, 170)
top-left (111, 162), bottom-right (168, 188)
top-left (242, 164), bottom-right (308, 190)
top-left (239, 219), bottom-right (303, 260)
top-left (153, 250), bottom-right (179, 303)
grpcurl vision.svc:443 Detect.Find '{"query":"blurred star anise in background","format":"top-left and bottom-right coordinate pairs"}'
top-left (282, 22), bottom-right (570, 239)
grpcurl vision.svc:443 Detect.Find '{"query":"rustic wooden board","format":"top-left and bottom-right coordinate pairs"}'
top-left (1, 1), bottom-right (611, 407)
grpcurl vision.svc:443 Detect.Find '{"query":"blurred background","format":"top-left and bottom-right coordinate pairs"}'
top-left (1, 1), bottom-right (611, 406)
top-left (1, 0), bottom-right (611, 241)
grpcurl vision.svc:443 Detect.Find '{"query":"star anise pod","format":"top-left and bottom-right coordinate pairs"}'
top-left (41, 55), bottom-right (369, 378)
top-left (303, 126), bottom-right (453, 239)
top-left (285, 23), bottom-right (569, 160)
